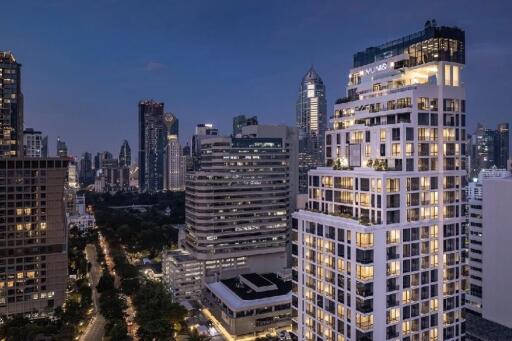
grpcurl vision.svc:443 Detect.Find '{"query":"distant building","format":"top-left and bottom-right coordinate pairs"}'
top-left (203, 273), bottom-right (292, 337)
top-left (296, 66), bottom-right (327, 193)
top-left (470, 123), bottom-right (510, 177)
top-left (119, 139), bottom-right (131, 167)
top-left (164, 135), bottom-right (185, 191)
top-left (0, 51), bottom-right (24, 157)
top-left (56, 137), bottom-right (68, 157)
top-left (232, 114), bottom-right (258, 136)
top-left (23, 128), bottom-right (43, 157)
top-left (78, 152), bottom-right (94, 186)
top-left (41, 136), bottom-right (48, 157)
top-left (191, 123), bottom-right (218, 170)
top-left (138, 100), bottom-right (166, 192)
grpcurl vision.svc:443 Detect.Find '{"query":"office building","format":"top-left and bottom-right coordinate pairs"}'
top-left (203, 273), bottom-right (292, 337)
top-left (56, 137), bottom-right (67, 158)
top-left (119, 139), bottom-right (131, 167)
top-left (0, 51), bottom-right (24, 157)
top-left (0, 158), bottom-right (69, 315)
top-left (162, 249), bottom-right (203, 302)
top-left (293, 21), bottom-right (466, 340)
top-left (184, 126), bottom-right (295, 278)
top-left (138, 100), bottom-right (166, 192)
top-left (23, 128), bottom-right (43, 157)
top-left (296, 66), bottom-right (327, 193)
top-left (41, 136), bottom-right (48, 158)
top-left (233, 114), bottom-right (258, 136)
top-left (469, 123), bottom-right (510, 177)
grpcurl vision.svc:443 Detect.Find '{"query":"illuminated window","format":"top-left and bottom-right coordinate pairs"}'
top-left (402, 289), bottom-right (411, 304)
top-left (444, 64), bottom-right (451, 86)
top-left (402, 320), bottom-right (411, 335)
top-left (356, 313), bottom-right (374, 330)
top-left (356, 232), bottom-right (374, 248)
top-left (405, 143), bottom-right (414, 156)
top-left (387, 307), bottom-right (400, 324)
top-left (356, 264), bottom-right (374, 281)
top-left (387, 261), bottom-right (400, 276)
top-left (380, 129), bottom-right (387, 142)
top-left (387, 230), bottom-right (400, 244)
top-left (391, 143), bottom-right (401, 157)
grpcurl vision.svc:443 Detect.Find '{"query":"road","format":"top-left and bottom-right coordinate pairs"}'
top-left (80, 244), bottom-right (106, 341)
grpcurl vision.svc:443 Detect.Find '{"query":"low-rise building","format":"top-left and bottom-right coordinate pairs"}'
top-left (203, 273), bottom-right (292, 338)
top-left (162, 249), bottom-right (204, 301)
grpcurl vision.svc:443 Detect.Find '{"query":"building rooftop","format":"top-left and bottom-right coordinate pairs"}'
top-left (466, 311), bottom-right (512, 341)
top-left (353, 21), bottom-right (464, 67)
top-left (206, 273), bottom-right (291, 311)
top-left (165, 249), bottom-right (199, 263)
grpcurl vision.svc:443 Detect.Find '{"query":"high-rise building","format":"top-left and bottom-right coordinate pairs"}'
top-left (466, 168), bottom-right (510, 317)
top-left (0, 158), bottom-right (69, 315)
top-left (138, 100), bottom-right (166, 192)
top-left (41, 136), bottom-right (48, 157)
top-left (78, 152), bottom-right (94, 185)
top-left (56, 137), bottom-right (68, 157)
top-left (0, 51), bottom-right (24, 157)
top-left (292, 22), bottom-right (466, 340)
top-left (469, 123), bottom-right (510, 177)
top-left (184, 126), bottom-right (296, 278)
top-left (296, 66), bottom-right (327, 193)
top-left (496, 123), bottom-right (509, 169)
top-left (463, 171), bottom-right (512, 335)
top-left (23, 128), bottom-right (43, 157)
top-left (163, 113), bottom-right (185, 191)
top-left (119, 139), bottom-right (131, 167)
top-left (232, 114), bottom-right (258, 136)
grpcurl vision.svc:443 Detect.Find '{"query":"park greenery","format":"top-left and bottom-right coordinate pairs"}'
top-left (86, 191), bottom-right (184, 257)
top-left (89, 191), bottom-right (188, 340)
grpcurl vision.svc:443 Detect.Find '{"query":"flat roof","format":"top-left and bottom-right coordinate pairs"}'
top-left (466, 311), bottom-right (512, 340)
top-left (206, 273), bottom-right (291, 311)
top-left (240, 273), bottom-right (274, 288)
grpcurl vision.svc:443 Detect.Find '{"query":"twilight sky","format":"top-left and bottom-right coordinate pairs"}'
top-left (2, 0), bottom-right (512, 159)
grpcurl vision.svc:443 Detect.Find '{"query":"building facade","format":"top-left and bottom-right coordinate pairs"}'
top-left (162, 249), bottom-right (203, 301)
top-left (0, 51), bottom-right (23, 157)
top-left (465, 168), bottom-right (510, 316)
top-left (138, 100), bottom-right (166, 192)
top-left (184, 130), bottom-right (294, 278)
top-left (296, 66), bottom-right (327, 194)
top-left (164, 135), bottom-right (185, 191)
top-left (0, 158), bottom-right (69, 315)
top-left (23, 128), bottom-right (42, 157)
top-left (293, 22), bottom-right (466, 341)
top-left (56, 137), bottom-right (67, 158)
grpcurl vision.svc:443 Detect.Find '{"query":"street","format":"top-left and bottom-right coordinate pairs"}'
top-left (80, 244), bottom-right (106, 341)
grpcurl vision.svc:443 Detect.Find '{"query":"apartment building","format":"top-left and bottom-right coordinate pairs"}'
top-left (292, 21), bottom-right (466, 341)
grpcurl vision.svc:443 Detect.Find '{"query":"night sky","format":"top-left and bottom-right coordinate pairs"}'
top-left (2, 0), bottom-right (511, 159)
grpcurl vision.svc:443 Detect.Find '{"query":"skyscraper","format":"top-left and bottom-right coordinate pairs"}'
top-left (293, 21), bottom-right (466, 340)
top-left (163, 113), bottom-right (184, 191)
top-left (56, 137), bottom-right (68, 157)
top-left (496, 123), bottom-right (509, 169)
top-left (138, 100), bottom-right (165, 192)
top-left (78, 152), bottom-right (93, 185)
top-left (191, 123), bottom-right (218, 170)
top-left (0, 51), bottom-right (24, 157)
top-left (23, 128), bottom-right (43, 157)
top-left (232, 114), bottom-right (258, 136)
top-left (119, 139), bottom-right (131, 167)
top-left (41, 135), bottom-right (48, 157)
top-left (296, 66), bottom-right (327, 193)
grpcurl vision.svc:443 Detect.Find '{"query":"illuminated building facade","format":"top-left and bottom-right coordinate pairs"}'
top-left (293, 21), bottom-right (466, 340)
top-left (297, 66), bottom-right (327, 194)
top-left (0, 51), bottom-right (23, 157)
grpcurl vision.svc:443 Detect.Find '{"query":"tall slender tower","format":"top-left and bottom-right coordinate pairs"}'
top-left (119, 139), bottom-right (131, 167)
top-left (163, 113), bottom-right (184, 191)
top-left (0, 51), bottom-right (23, 157)
top-left (296, 66), bottom-right (327, 193)
top-left (138, 100), bottom-right (165, 192)
top-left (292, 22), bottom-right (466, 340)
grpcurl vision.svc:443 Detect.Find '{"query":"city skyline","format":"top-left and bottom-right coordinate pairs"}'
top-left (2, 1), bottom-right (512, 158)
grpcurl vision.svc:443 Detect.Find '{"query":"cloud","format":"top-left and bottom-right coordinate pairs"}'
top-left (144, 61), bottom-right (168, 72)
